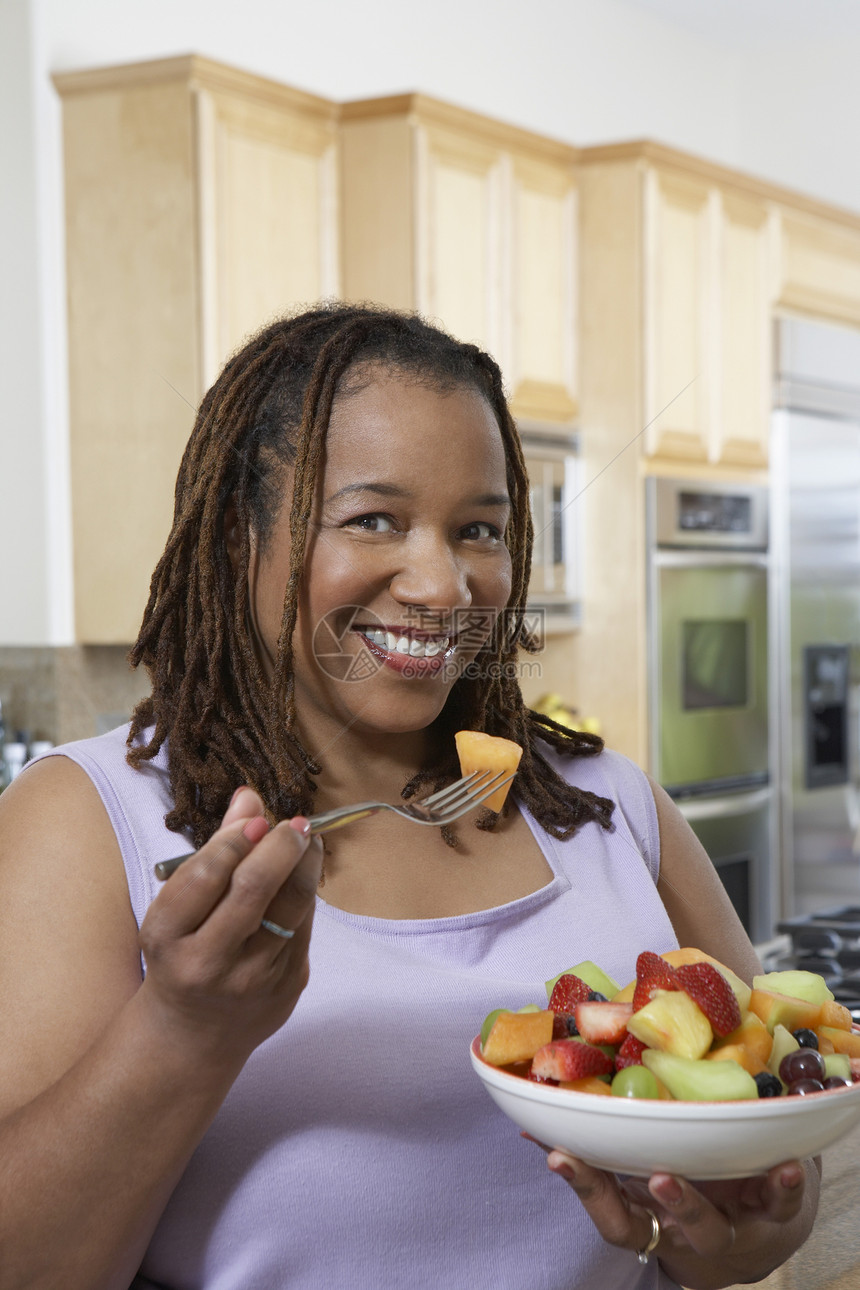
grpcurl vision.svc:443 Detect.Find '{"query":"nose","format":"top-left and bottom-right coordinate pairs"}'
top-left (387, 533), bottom-right (472, 615)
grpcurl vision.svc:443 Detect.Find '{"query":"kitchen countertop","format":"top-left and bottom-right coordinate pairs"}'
top-left (721, 1118), bottom-right (860, 1290)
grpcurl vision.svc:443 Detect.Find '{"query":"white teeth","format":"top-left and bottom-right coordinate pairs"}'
top-left (361, 629), bottom-right (451, 658)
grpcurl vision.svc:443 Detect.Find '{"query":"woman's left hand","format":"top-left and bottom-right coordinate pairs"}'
top-left (535, 1144), bottom-right (819, 1289)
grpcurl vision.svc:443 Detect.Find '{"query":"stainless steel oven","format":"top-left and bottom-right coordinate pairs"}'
top-left (646, 477), bottom-right (775, 943)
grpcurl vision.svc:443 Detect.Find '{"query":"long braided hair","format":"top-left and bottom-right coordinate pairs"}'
top-left (128, 303), bottom-right (614, 847)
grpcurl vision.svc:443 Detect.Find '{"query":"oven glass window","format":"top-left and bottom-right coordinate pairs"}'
top-left (682, 619), bottom-right (748, 709)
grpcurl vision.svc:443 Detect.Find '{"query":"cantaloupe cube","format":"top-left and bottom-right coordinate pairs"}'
top-left (817, 1026), bottom-right (860, 1058)
top-left (711, 1011), bottom-right (773, 1065)
top-left (817, 999), bottom-right (853, 1032)
top-left (481, 1009), bottom-right (554, 1066)
top-left (748, 988), bottom-right (821, 1035)
top-left (559, 1075), bottom-right (613, 1094)
top-left (818, 1034), bottom-right (836, 1056)
top-left (704, 1042), bottom-right (766, 1077)
top-left (454, 731), bottom-right (523, 812)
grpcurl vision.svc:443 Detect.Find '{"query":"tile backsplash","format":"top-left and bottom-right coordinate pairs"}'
top-left (0, 645), bottom-right (151, 747)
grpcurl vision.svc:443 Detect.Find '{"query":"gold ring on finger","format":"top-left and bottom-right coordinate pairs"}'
top-left (636, 1208), bottom-right (661, 1264)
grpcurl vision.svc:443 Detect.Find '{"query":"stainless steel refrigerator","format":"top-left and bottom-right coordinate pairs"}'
top-left (772, 318), bottom-right (860, 919)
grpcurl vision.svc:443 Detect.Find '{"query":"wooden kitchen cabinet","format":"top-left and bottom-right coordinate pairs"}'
top-left (339, 94), bottom-right (578, 423)
top-left (643, 163), bottom-right (774, 469)
top-left (54, 55), bottom-right (339, 642)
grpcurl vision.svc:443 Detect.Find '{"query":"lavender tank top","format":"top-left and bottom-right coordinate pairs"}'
top-left (43, 725), bottom-right (680, 1290)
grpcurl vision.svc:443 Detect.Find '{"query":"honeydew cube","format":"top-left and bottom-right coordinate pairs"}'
top-left (753, 970), bottom-right (834, 1006)
top-left (642, 1050), bottom-right (759, 1101)
top-left (823, 1053), bottom-right (852, 1082)
top-left (767, 1024), bottom-right (800, 1084)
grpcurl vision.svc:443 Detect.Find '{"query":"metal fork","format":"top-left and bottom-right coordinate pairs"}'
top-left (153, 769), bottom-right (514, 881)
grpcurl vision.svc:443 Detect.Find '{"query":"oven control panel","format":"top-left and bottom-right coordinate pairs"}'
top-left (650, 477), bottom-right (769, 551)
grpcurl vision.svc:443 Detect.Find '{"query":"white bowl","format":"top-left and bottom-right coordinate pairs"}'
top-left (470, 1037), bottom-right (860, 1179)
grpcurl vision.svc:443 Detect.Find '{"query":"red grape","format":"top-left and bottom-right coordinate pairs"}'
top-left (787, 1078), bottom-right (825, 1096)
top-left (779, 1049), bottom-right (826, 1086)
top-left (823, 1076), bottom-right (852, 1090)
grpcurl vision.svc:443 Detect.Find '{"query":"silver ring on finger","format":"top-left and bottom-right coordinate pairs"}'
top-left (260, 918), bottom-right (295, 940)
top-left (636, 1208), bottom-right (661, 1264)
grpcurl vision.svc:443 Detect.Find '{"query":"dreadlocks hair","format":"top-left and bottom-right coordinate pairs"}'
top-left (127, 301), bottom-right (614, 849)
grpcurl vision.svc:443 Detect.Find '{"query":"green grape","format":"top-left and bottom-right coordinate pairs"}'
top-left (611, 1065), bottom-right (660, 1099)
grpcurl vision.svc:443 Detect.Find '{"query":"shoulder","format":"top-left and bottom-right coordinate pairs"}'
top-left (0, 749), bottom-right (142, 1113)
top-left (534, 741), bottom-right (661, 880)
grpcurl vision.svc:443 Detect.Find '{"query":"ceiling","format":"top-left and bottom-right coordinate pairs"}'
top-left (621, 0), bottom-right (860, 47)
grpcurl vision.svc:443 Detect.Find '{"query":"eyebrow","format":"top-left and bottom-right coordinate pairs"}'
top-left (325, 482), bottom-right (511, 508)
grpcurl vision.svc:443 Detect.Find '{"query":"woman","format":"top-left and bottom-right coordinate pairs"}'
top-left (0, 304), bottom-right (818, 1289)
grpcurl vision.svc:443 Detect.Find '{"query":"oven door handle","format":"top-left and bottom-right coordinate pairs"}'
top-left (675, 787), bottom-right (772, 822)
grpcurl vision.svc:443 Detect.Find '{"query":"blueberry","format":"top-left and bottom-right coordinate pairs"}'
top-left (792, 1028), bottom-right (819, 1050)
top-left (754, 1071), bottom-right (783, 1099)
top-left (564, 1016), bottom-right (580, 1036)
top-left (587, 990), bottom-right (608, 1002)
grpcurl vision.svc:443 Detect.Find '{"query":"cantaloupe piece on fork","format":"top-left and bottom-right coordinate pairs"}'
top-left (454, 730), bottom-right (522, 812)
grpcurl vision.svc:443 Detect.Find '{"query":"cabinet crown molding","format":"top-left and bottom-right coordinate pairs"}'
top-left (579, 138), bottom-right (860, 234)
top-left (52, 53), bottom-right (339, 123)
top-left (341, 91), bottom-right (579, 166)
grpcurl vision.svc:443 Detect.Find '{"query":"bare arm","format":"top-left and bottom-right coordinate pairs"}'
top-left (0, 759), bottom-right (321, 1290)
top-left (649, 775), bottom-right (764, 983)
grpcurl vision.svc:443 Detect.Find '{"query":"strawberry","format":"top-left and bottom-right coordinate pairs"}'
top-left (632, 951), bottom-right (679, 1012)
top-left (530, 1039), bottom-right (614, 1082)
top-left (675, 962), bottom-right (741, 1037)
top-left (573, 1000), bottom-right (634, 1046)
top-left (614, 1032), bottom-right (647, 1071)
top-left (548, 973), bottom-right (591, 1014)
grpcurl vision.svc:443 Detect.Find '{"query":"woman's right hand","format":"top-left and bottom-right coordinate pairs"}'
top-left (139, 786), bottom-right (323, 1062)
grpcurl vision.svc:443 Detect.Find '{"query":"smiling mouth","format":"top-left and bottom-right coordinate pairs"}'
top-left (356, 628), bottom-right (454, 660)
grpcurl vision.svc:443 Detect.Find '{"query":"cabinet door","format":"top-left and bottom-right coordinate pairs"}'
top-left (414, 123), bottom-right (504, 359)
top-left (59, 74), bottom-right (200, 643)
top-left (644, 169), bottom-right (714, 462)
top-left (508, 156), bottom-right (578, 422)
top-left (717, 194), bottom-right (773, 468)
top-left (196, 89), bottom-right (339, 387)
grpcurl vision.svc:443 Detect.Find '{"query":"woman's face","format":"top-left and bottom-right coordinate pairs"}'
top-left (248, 365), bottom-right (514, 750)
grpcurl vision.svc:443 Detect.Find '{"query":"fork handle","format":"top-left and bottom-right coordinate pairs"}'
top-left (153, 805), bottom-right (382, 882)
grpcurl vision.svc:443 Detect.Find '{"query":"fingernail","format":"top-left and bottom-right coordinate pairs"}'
top-left (780, 1165), bottom-right (803, 1190)
top-left (547, 1152), bottom-right (578, 1183)
top-left (242, 815), bottom-right (270, 844)
top-left (653, 1175), bottom-right (683, 1206)
top-left (289, 816), bottom-right (312, 836)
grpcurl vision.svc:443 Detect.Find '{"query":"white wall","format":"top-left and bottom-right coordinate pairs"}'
top-left (3, 0), bottom-right (858, 643)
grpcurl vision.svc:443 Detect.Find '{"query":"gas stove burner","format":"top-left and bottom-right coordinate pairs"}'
top-left (773, 907), bottom-right (860, 1019)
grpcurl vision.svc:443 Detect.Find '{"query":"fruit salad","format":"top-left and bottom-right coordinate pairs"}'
top-left (479, 949), bottom-right (860, 1101)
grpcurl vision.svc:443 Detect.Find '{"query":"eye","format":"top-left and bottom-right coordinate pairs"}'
top-left (459, 521), bottom-right (503, 542)
top-left (344, 513), bottom-right (396, 533)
